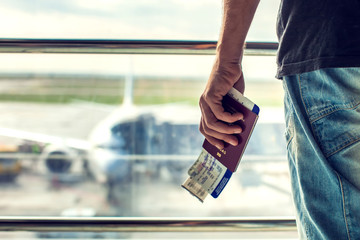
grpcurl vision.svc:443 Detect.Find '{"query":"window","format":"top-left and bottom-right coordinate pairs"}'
top-left (0, 0), bottom-right (297, 239)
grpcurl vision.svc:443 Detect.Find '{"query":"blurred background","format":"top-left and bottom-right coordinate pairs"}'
top-left (0, 0), bottom-right (296, 239)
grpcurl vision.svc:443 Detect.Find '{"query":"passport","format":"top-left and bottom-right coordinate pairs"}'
top-left (182, 88), bottom-right (259, 202)
top-left (202, 88), bottom-right (259, 173)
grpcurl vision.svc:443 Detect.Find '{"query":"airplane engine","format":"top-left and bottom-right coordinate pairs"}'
top-left (45, 151), bottom-right (71, 173)
top-left (40, 145), bottom-right (75, 173)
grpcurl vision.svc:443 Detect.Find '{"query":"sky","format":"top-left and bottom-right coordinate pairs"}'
top-left (0, 0), bottom-right (281, 79)
top-left (0, 0), bottom-right (280, 41)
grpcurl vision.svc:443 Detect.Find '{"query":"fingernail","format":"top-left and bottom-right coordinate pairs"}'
top-left (215, 144), bottom-right (223, 150)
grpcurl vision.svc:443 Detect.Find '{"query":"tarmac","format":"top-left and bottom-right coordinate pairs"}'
top-left (0, 102), bottom-right (298, 239)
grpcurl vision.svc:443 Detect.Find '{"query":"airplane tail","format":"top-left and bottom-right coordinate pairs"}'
top-left (122, 57), bottom-right (134, 106)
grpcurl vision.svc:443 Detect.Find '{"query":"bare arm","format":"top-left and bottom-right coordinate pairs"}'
top-left (199, 0), bottom-right (260, 149)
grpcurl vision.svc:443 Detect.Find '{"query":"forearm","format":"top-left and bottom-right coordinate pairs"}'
top-left (217, 0), bottom-right (260, 64)
top-left (199, 0), bottom-right (260, 149)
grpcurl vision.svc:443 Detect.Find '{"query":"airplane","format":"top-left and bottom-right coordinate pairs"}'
top-left (0, 65), bottom-right (288, 207)
top-left (0, 65), bottom-right (205, 203)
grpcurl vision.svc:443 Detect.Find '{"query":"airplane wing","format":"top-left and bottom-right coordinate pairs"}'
top-left (0, 127), bottom-right (91, 151)
top-left (0, 126), bottom-right (92, 177)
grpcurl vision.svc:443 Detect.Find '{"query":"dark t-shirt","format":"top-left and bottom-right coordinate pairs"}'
top-left (276, 0), bottom-right (360, 78)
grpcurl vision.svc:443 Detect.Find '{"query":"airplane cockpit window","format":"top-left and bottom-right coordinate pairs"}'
top-left (0, 0), bottom-right (298, 239)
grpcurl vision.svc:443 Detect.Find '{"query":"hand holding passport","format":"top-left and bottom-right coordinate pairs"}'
top-left (182, 88), bottom-right (259, 202)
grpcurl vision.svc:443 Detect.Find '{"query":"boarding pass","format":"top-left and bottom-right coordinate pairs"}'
top-left (182, 149), bottom-right (232, 202)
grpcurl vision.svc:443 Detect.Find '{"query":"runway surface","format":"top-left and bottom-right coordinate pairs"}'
top-left (0, 102), bottom-right (298, 239)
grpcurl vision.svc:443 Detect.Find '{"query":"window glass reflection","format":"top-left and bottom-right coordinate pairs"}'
top-left (0, 0), bottom-right (279, 41)
top-left (0, 54), bottom-right (292, 219)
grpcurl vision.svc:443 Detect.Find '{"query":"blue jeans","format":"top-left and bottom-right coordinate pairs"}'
top-left (283, 68), bottom-right (360, 239)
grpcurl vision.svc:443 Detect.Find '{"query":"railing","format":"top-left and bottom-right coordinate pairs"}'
top-left (0, 216), bottom-right (296, 232)
top-left (0, 39), bottom-right (277, 56)
top-left (0, 38), bottom-right (294, 235)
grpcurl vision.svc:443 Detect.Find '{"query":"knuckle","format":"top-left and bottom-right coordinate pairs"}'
top-left (206, 121), bottom-right (217, 131)
top-left (202, 125), bottom-right (212, 135)
top-left (199, 120), bottom-right (212, 136)
top-left (199, 94), bottom-right (205, 106)
top-left (199, 125), bottom-right (205, 135)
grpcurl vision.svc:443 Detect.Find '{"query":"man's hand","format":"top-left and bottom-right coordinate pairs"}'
top-left (198, 0), bottom-right (259, 150)
top-left (199, 60), bottom-right (245, 150)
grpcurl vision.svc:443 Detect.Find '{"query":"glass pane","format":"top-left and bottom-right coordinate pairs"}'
top-left (0, 0), bottom-right (294, 238)
top-left (0, 0), bottom-right (280, 41)
top-left (0, 53), bottom-right (293, 217)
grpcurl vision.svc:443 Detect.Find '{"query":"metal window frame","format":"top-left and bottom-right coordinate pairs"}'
top-left (0, 38), bottom-right (294, 234)
top-left (0, 38), bottom-right (277, 56)
top-left (0, 216), bottom-right (296, 232)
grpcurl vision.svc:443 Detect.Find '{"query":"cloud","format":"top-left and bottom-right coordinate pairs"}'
top-left (0, 0), bottom-right (280, 41)
top-left (0, 0), bottom-right (222, 40)
top-left (0, 0), bottom-right (280, 79)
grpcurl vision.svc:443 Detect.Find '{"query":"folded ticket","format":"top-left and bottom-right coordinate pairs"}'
top-left (182, 88), bottom-right (259, 202)
top-left (182, 149), bottom-right (232, 202)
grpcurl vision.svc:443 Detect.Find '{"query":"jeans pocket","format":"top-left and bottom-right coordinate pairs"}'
top-left (310, 103), bottom-right (360, 158)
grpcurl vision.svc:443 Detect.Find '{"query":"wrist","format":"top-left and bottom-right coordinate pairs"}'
top-left (213, 57), bottom-right (242, 75)
top-left (209, 58), bottom-right (242, 89)
top-left (216, 43), bottom-right (244, 65)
